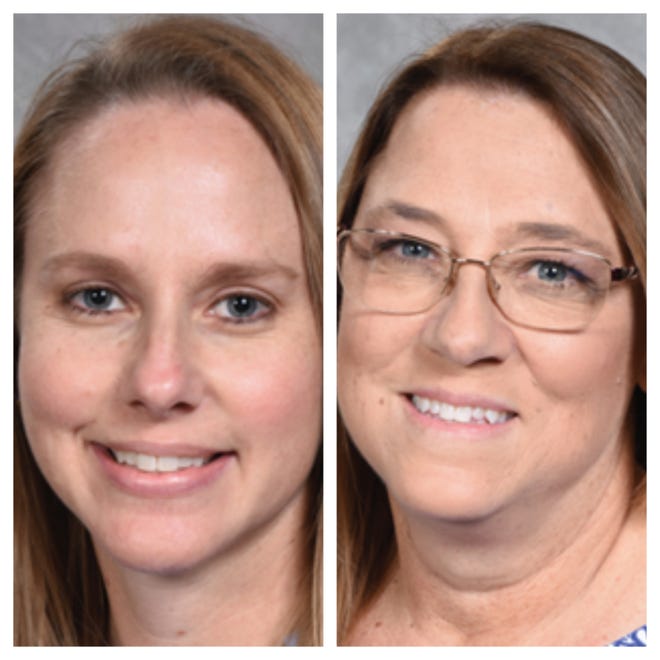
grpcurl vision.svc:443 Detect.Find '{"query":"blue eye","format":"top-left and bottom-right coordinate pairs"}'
top-left (399, 241), bottom-right (432, 258)
top-left (535, 261), bottom-right (568, 282)
top-left (69, 287), bottom-right (126, 314)
top-left (374, 237), bottom-right (435, 260)
top-left (533, 261), bottom-right (587, 284)
top-left (214, 295), bottom-right (271, 323)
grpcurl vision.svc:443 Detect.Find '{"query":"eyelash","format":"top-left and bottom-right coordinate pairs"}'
top-left (64, 287), bottom-right (274, 325)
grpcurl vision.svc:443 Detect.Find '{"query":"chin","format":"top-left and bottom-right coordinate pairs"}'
top-left (88, 513), bottom-right (231, 577)
top-left (391, 468), bottom-right (507, 525)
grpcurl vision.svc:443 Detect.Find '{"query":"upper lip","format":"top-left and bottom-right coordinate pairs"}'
top-left (90, 440), bottom-right (228, 458)
top-left (405, 388), bottom-right (518, 415)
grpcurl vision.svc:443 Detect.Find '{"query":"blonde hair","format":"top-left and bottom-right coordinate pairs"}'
top-left (15, 16), bottom-right (322, 645)
top-left (338, 21), bottom-right (645, 642)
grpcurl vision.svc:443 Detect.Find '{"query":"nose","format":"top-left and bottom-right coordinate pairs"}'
top-left (122, 314), bottom-right (204, 418)
top-left (420, 261), bottom-right (516, 366)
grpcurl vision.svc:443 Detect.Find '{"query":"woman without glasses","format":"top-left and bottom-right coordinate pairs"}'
top-left (337, 21), bottom-right (645, 646)
top-left (15, 16), bottom-right (322, 645)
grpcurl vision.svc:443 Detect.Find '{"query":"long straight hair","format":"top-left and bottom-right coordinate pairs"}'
top-left (337, 21), bottom-right (646, 642)
top-left (15, 16), bottom-right (322, 645)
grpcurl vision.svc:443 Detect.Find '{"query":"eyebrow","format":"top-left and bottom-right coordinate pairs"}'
top-left (197, 260), bottom-right (300, 288)
top-left (362, 200), bottom-right (448, 230)
top-left (41, 251), bottom-right (300, 284)
top-left (363, 200), bottom-right (615, 257)
top-left (512, 222), bottom-right (613, 256)
top-left (41, 252), bottom-right (134, 281)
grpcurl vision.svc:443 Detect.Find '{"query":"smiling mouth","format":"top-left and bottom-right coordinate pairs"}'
top-left (105, 448), bottom-right (225, 473)
top-left (408, 394), bottom-right (516, 425)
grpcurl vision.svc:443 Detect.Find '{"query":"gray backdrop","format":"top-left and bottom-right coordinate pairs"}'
top-left (13, 14), bottom-right (648, 173)
top-left (14, 13), bottom-right (323, 139)
top-left (338, 14), bottom-right (646, 172)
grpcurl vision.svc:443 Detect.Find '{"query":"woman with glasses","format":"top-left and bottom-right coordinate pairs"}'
top-left (337, 21), bottom-right (645, 646)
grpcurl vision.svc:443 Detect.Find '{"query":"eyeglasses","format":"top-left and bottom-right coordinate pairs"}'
top-left (337, 228), bottom-right (638, 331)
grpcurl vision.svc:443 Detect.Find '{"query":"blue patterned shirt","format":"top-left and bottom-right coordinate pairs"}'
top-left (609, 625), bottom-right (647, 646)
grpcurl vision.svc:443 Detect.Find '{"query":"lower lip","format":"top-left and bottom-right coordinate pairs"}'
top-left (91, 444), bottom-right (235, 498)
top-left (403, 395), bottom-right (516, 438)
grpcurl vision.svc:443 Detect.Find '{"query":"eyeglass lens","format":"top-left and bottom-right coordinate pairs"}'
top-left (338, 231), bottom-right (615, 331)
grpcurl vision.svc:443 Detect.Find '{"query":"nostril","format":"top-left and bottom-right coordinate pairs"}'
top-left (128, 389), bottom-right (199, 418)
top-left (130, 398), bottom-right (195, 413)
top-left (172, 401), bottom-right (195, 414)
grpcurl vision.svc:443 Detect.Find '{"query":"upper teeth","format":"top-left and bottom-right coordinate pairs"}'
top-left (112, 450), bottom-right (209, 472)
top-left (411, 395), bottom-right (512, 424)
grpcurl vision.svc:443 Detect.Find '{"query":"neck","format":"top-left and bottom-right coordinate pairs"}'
top-left (384, 445), bottom-right (639, 644)
top-left (95, 491), bottom-right (309, 646)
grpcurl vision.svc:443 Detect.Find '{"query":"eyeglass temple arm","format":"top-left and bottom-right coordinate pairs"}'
top-left (611, 266), bottom-right (638, 282)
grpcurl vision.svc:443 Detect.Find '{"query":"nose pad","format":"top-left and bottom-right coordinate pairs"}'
top-left (123, 323), bottom-right (204, 418)
top-left (421, 262), bottom-right (515, 366)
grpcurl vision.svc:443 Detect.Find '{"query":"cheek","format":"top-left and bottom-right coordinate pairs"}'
top-left (338, 310), bottom-right (419, 385)
top-left (17, 324), bottom-right (122, 508)
top-left (338, 313), bottom-right (376, 416)
top-left (18, 325), bottom-right (116, 437)
top-left (337, 309), bottom-right (423, 406)
top-left (526, 327), bottom-right (634, 402)
top-left (216, 331), bottom-right (322, 449)
top-left (521, 315), bottom-right (637, 446)
top-left (338, 311), bottom-right (420, 449)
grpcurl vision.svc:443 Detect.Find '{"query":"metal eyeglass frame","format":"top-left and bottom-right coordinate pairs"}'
top-left (337, 228), bottom-right (639, 330)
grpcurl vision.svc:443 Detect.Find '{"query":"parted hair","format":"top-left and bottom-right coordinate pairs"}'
top-left (337, 21), bottom-right (645, 643)
top-left (15, 15), bottom-right (322, 645)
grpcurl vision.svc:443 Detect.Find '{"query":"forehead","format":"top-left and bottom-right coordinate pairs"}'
top-left (358, 84), bottom-right (622, 256)
top-left (26, 96), bottom-right (301, 271)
